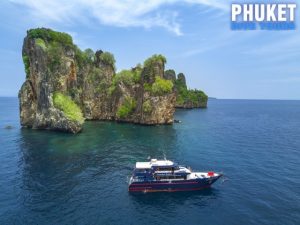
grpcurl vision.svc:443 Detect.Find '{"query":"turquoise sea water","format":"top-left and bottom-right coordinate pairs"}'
top-left (0, 97), bottom-right (299, 225)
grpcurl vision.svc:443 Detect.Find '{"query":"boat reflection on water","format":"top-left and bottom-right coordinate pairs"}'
top-left (129, 187), bottom-right (220, 211)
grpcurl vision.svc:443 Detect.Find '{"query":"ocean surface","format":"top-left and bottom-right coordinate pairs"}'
top-left (0, 97), bottom-right (299, 225)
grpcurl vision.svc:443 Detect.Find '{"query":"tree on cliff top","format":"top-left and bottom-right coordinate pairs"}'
top-left (27, 28), bottom-right (73, 46)
top-left (144, 54), bottom-right (167, 67)
top-left (99, 52), bottom-right (116, 70)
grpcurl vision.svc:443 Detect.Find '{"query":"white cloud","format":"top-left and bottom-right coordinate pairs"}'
top-left (10, 0), bottom-right (226, 36)
top-left (185, 0), bottom-right (227, 10)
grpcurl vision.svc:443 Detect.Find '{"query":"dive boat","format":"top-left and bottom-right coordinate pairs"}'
top-left (128, 159), bottom-right (222, 192)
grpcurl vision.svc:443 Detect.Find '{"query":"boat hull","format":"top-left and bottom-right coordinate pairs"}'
top-left (128, 176), bottom-right (221, 193)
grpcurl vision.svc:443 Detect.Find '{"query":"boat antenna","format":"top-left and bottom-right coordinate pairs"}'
top-left (147, 156), bottom-right (151, 160)
top-left (163, 153), bottom-right (166, 160)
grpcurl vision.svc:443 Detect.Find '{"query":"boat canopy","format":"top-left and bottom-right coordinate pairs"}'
top-left (135, 159), bottom-right (177, 169)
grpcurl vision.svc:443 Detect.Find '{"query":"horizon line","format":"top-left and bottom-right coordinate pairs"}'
top-left (212, 98), bottom-right (300, 101)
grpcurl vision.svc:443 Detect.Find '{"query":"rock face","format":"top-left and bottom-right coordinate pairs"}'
top-left (164, 69), bottom-right (176, 82)
top-left (177, 73), bottom-right (187, 88)
top-left (19, 28), bottom-right (176, 133)
top-left (164, 72), bottom-right (208, 109)
top-left (19, 31), bottom-right (83, 133)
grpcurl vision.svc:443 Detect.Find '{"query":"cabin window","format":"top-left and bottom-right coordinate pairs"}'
top-left (156, 167), bottom-right (173, 171)
top-left (135, 169), bottom-right (149, 173)
top-left (155, 175), bottom-right (183, 180)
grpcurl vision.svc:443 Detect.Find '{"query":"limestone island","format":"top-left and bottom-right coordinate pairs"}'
top-left (19, 28), bottom-right (208, 133)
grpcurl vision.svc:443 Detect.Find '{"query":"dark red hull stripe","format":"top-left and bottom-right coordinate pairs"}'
top-left (130, 181), bottom-right (199, 186)
top-left (129, 185), bottom-right (211, 192)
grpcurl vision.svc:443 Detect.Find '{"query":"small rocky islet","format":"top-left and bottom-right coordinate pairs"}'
top-left (19, 28), bottom-right (208, 133)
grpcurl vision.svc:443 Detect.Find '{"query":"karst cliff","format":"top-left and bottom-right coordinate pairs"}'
top-left (164, 70), bottom-right (208, 109)
top-left (19, 28), bottom-right (207, 133)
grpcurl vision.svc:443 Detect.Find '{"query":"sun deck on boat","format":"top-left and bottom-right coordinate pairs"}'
top-left (135, 159), bottom-right (175, 169)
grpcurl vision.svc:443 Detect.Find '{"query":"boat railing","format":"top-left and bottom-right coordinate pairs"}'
top-left (130, 177), bottom-right (146, 183)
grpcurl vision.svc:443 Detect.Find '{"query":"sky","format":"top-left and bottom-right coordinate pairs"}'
top-left (0, 0), bottom-right (299, 99)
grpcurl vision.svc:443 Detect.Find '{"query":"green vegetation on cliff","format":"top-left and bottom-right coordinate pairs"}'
top-left (143, 76), bottom-right (173, 96)
top-left (28, 28), bottom-right (99, 71)
top-left (116, 97), bottom-right (137, 118)
top-left (27, 28), bottom-right (73, 46)
top-left (115, 69), bottom-right (141, 85)
top-left (108, 67), bottom-right (142, 95)
top-left (175, 76), bottom-right (208, 106)
top-left (53, 92), bottom-right (84, 123)
top-left (100, 52), bottom-right (116, 70)
top-left (75, 47), bottom-right (95, 68)
top-left (35, 38), bottom-right (47, 50)
top-left (84, 49), bottom-right (95, 62)
top-left (151, 76), bottom-right (173, 95)
top-left (144, 54), bottom-right (167, 67)
top-left (142, 54), bottom-right (168, 85)
top-left (47, 42), bottom-right (64, 72)
top-left (164, 69), bottom-right (176, 81)
top-left (88, 67), bottom-right (102, 83)
top-left (142, 100), bottom-right (152, 113)
top-left (176, 89), bottom-right (207, 105)
top-left (22, 55), bottom-right (30, 78)
top-left (189, 90), bottom-right (207, 104)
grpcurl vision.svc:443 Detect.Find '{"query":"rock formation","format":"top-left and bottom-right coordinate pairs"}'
top-left (164, 71), bottom-right (208, 109)
top-left (19, 28), bottom-right (176, 133)
top-left (164, 69), bottom-right (176, 82)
